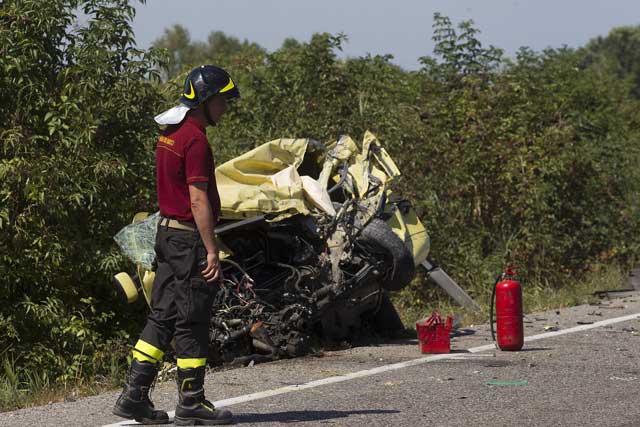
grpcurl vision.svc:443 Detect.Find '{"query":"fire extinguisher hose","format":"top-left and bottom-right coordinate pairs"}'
top-left (489, 272), bottom-right (503, 343)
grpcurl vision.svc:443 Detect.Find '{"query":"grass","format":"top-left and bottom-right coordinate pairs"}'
top-left (523, 263), bottom-right (628, 313)
top-left (0, 350), bottom-right (128, 413)
top-left (394, 262), bottom-right (630, 329)
top-left (0, 357), bottom-right (54, 412)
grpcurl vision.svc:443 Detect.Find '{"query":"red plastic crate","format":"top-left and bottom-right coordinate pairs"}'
top-left (416, 312), bottom-right (453, 354)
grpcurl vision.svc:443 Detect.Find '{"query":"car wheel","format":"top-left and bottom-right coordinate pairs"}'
top-left (359, 218), bottom-right (416, 290)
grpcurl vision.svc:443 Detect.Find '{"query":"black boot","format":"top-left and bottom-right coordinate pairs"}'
top-left (175, 366), bottom-right (233, 425)
top-left (113, 359), bottom-right (170, 424)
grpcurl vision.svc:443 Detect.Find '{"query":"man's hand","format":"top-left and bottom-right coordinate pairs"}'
top-left (201, 251), bottom-right (222, 283)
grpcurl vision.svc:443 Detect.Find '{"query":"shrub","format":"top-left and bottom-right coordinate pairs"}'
top-left (0, 0), bottom-right (166, 386)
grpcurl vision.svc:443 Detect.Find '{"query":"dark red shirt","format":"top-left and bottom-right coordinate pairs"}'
top-left (156, 116), bottom-right (221, 222)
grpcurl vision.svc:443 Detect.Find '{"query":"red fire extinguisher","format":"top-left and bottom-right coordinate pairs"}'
top-left (490, 267), bottom-right (524, 351)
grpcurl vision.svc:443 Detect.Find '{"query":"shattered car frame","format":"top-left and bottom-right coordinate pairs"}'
top-left (113, 131), bottom-right (430, 365)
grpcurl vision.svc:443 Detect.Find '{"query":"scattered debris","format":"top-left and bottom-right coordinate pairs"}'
top-left (487, 380), bottom-right (529, 386)
top-left (576, 321), bottom-right (594, 325)
top-left (483, 360), bottom-right (512, 368)
top-left (593, 289), bottom-right (638, 299)
top-left (544, 325), bottom-right (559, 331)
top-left (609, 376), bottom-right (637, 382)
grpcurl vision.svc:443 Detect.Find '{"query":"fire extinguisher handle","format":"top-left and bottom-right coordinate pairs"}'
top-left (504, 266), bottom-right (517, 278)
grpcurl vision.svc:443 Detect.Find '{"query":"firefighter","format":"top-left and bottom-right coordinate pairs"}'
top-left (113, 65), bottom-right (240, 425)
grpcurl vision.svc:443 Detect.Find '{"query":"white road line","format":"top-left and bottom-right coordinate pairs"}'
top-left (102, 311), bottom-right (640, 427)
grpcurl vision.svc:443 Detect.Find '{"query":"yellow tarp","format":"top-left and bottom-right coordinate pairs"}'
top-left (215, 138), bottom-right (312, 220)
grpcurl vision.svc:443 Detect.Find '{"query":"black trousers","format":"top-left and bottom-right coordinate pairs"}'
top-left (139, 223), bottom-right (217, 359)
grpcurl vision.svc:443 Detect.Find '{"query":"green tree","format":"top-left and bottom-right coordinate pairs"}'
top-left (0, 0), bottom-right (166, 389)
top-left (151, 24), bottom-right (204, 79)
top-left (209, 32), bottom-right (422, 162)
top-left (582, 26), bottom-right (640, 98)
top-left (404, 17), bottom-right (640, 304)
top-left (152, 25), bottom-right (265, 80)
top-left (281, 37), bottom-right (302, 50)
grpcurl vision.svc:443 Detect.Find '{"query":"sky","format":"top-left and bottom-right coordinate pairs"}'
top-left (132, 0), bottom-right (640, 70)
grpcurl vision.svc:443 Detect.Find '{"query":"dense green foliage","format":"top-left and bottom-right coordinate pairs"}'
top-left (1, 2), bottom-right (639, 408)
top-left (0, 0), bottom-right (165, 395)
top-left (582, 25), bottom-right (640, 98)
top-left (152, 24), bottom-right (265, 80)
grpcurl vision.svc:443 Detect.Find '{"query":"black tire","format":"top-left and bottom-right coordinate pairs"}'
top-left (359, 218), bottom-right (416, 290)
top-left (372, 292), bottom-right (405, 337)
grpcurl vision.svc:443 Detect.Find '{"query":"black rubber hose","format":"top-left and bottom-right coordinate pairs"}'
top-left (252, 338), bottom-right (278, 355)
top-left (227, 325), bottom-right (251, 341)
top-left (489, 273), bottom-right (503, 343)
top-left (312, 284), bottom-right (333, 300)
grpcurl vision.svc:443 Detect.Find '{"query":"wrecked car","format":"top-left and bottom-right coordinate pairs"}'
top-left (113, 131), bottom-right (430, 365)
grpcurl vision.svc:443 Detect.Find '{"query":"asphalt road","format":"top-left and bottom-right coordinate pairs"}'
top-left (2, 294), bottom-right (640, 427)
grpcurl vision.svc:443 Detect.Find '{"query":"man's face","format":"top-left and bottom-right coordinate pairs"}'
top-left (206, 95), bottom-right (228, 124)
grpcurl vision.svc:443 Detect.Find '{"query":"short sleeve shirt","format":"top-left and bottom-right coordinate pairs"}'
top-left (156, 116), bottom-right (221, 222)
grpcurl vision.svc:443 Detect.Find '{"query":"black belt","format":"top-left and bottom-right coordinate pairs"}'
top-left (159, 217), bottom-right (197, 232)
